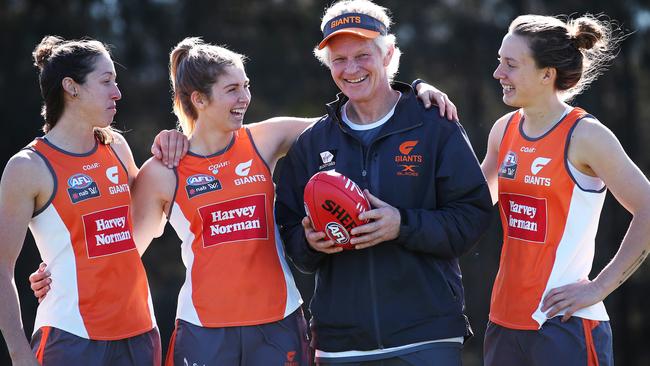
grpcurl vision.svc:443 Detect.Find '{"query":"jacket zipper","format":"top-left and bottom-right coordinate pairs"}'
top-left (361, 143), bottom-right (383, 348)
top-left (338, 117), bottom-right (423, 349)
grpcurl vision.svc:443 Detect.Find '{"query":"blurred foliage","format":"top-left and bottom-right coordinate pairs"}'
top-left (1, 0), bottom-right (649, 364)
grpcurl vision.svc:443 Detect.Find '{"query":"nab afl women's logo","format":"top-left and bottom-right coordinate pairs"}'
top-left (185, 174), bottom-right (222, 199)
top-left (325, 222), bottom-right (350, 244)
top-left (67, 173), bottom-right (100, 203)
top-left (187, 174), bottom-right (215, 186)
top-left (498, 151), bottom-right (518, 179)
top-left (68, 173), bottom-right (93, 189)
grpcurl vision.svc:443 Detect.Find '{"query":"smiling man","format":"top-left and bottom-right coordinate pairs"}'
top-left (275, 1), bottom-right (493, 365)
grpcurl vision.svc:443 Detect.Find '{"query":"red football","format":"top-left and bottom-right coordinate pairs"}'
top-left (303, 170), bottom-right (371, 249)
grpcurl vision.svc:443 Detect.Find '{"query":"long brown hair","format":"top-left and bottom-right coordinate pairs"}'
top-left (33, 35), bottom-right (115, 143)
top-left (509, 14), bottom-right (625, 101)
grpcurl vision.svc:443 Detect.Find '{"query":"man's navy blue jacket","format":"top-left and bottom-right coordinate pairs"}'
top-left (275, 82), bottom-right (493, 352)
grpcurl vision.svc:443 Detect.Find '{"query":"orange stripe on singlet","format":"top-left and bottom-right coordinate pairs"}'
top-left (35, 326), bottom-right (51, 364)
top-left (164, 321), bottom-right (179, 366)
top-left (583, 318), bottom-right (600, 366)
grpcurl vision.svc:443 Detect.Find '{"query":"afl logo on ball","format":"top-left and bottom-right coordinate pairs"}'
top-left (325, 222), bottom-right (350, 244)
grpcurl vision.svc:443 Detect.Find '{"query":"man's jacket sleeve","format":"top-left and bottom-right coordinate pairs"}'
top-left (275, 136), bottom-right (326, 273)
top-left (397, 122), bottom-right (493, 258)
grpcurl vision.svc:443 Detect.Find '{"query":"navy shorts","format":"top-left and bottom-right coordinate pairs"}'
top-left (484, 317), bottom-right (613, 366)
top-left (316, 342), bottom-right (462, 366)
top-left (31, 326), bottom-right (161, 366)
top-left (166, 309), bottom-right (310, 366)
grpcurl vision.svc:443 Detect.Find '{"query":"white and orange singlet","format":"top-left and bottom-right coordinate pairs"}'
top-left (169, 127), bottom-right (301, 327)
top-left (490, 107), bottom-right (609, 330)
top-left (27, 138), bottom-right (156, 340)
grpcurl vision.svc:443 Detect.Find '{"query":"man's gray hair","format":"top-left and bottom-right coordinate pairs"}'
top-left (313, 0), bottom-right (402, 82)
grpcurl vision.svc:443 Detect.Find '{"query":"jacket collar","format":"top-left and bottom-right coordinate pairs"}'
top-left (324, 81), bottom-right (424, 135)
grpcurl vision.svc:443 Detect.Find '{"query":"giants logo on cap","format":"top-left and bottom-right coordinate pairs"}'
top-left (319, 12), bottom-right (388, 49)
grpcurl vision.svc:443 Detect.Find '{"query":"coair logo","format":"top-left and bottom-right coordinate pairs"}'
top-left (207, 161), bottom-right (229, 175)
top-left (82, 162), bottom-right (100, 171)
top-left (235, 160), bottom-right (253, 177)
top-left (531, 157), bottom-right (551, 175)
top-left (399, 140), bottom-right (418, 155)
top-left (106, 166), bottom-right (119, 184)
top-left (325, 222), bottom-right (350, 244)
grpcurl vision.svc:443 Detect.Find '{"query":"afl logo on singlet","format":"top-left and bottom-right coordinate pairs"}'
top-left (187, 174), bottom-right (215, 186)
top-left (68, 173), bottom-right (93, 189)
top-left (67, 173), bottom-right (100, 203)
top-left (498, 151), bottom-right (518, 179)
top-left (185, 174), bottom-right (222, 199)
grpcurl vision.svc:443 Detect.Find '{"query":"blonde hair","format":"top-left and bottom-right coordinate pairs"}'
top-left (169, 37), bottom-right (246, 136)
top-left (313, 0), bottom-right (402, 82)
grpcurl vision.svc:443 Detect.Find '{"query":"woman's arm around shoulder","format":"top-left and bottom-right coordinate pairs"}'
top-left (248, 117), bottom-right (319, 172)
top-left (542, 118), bottom-right (650, 320)
top-left (109, 130), bottom-right (139, 186)
top-left (481, 113), bottom-right (512, 204)
top-left (0, 150), bottom-right (50, 365)
top-left (131, 157), bottom-right (176, 255)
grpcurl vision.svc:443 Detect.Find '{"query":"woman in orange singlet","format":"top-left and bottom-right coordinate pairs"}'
top-left (0, 36), bottom-right (172, 366)
top-left (480, 14), bottom-right (650, 366)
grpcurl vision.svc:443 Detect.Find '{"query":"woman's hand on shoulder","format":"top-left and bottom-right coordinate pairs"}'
top-left (414, 81), bottom-right (458, 121)
top-left (150, 129), bottom-right (189, 169)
